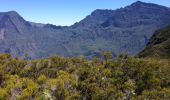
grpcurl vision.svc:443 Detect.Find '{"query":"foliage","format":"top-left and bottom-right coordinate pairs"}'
top-left (139, 25), bottom-right (170, 59)
top-left (0, 53), bottom-right (170, 99)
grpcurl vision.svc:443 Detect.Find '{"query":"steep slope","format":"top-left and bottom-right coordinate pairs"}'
top-left (0, 11), bottom-right (30, 35)
top-left (139, 25), bottom-right (170, 59)
top-left (0, 11), bottom-right (33, 57)
top-left (65, 1), bottom-right (170, 57)
top-left (1, 1), bottom-right (170, 59)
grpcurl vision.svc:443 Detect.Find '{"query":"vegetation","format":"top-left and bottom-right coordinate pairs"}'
top-left (139, 25), bottom-right (170, 59)
top-left (0, 52), bottom-right (170, 99)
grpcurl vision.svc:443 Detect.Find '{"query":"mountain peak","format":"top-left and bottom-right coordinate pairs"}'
top-left (131, 1), bottom-right (150, 7)
top-left (133, 1), bottom-right (144, 4)
top-left (0, 11), bottom-right (30, 34)
top-left (7, 11), bottom-right (18, 14)
top-left (127, 1), bottom-right (170, 10)
top-left (6, 11), bottom-right (20, 17)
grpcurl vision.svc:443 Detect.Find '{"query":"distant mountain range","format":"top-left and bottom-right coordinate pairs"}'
top-left (139, 25), bottom-right (170, 59)
top-left (0, 1), bottom-right (170, 58)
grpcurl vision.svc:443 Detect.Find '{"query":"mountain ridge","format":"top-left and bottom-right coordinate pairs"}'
top-left (0, 1), bottom-right (170, 58)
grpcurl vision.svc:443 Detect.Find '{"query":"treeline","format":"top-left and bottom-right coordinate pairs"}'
top-left (0, 52), bottom-right (170, 100)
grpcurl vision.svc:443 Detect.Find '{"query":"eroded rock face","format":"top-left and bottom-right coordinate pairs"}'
top-left (0, 11), bottom-right (30, 35)
top-left (0, 28), bottom-right (5, 40)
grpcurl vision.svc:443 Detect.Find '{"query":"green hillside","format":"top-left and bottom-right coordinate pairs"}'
top-left (0, 52), bottom-right (170, 99)
top-left (139, 25), bottom-right (170, 59)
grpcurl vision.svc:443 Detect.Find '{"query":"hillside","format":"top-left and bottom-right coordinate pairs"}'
top-left (139, 25), bottom-right (170, 59)
top-left (1, 1), bottom-right (170, 58)
top-left (0, 53), bottom-right (170, 99)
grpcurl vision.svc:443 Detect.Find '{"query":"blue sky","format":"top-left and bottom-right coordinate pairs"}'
top-left (0, 0), bottom-right (170, 26)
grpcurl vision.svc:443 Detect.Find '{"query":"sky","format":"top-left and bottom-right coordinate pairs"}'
top-left (0, 0), bottom-right (170, 26)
